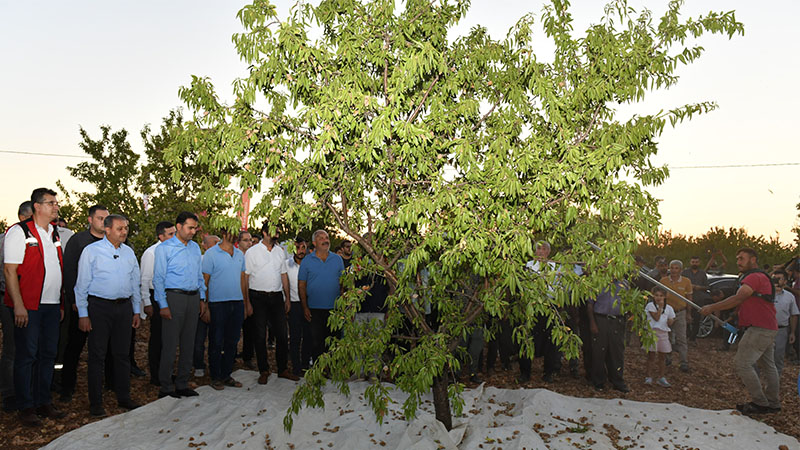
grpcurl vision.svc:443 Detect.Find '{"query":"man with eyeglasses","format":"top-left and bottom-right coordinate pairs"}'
top-left (771, 270), bottom-right (798, 375)
top-left (3, 188), bottom-right (66, 426)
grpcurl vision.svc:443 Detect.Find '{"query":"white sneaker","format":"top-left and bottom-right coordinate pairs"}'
top-left (644, 377), bottom-right (653, 385)
top-left (195, 369), bottom-right (205, 377)
top-left (656, 377), bottom-right (671, 387)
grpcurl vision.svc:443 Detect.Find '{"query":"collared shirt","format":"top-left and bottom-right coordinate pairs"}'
top-left (74, 237), bottom-right (141, 317)
top-left (298, 251), bottom-right (344, 309)
top-left (774, 289), bottom-right (800, 327)
top-left (202, 244), bottom-right (246, 302)
top-left (62, 229), bottom-right (103, 308)
top-left (245, 242), bottom-right (288, 292)
top-left (4, 222), bottom-right (62, 304)
top-left (682, 268), bottom-right (709, 302)
top-left (660, 275), bottom-right (692, 312)
top-left (590, 280), bottom-right (628, 316)
top-left (153, 235), bottom-right (205, 308)
top-left (139, 241), bottom-right (160, 308)
top-left (286, 256), bottom-right (302, 303)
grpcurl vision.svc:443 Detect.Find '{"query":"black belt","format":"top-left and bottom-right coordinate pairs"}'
top-left (165, 289), bottom-right (199, 296)
top-left (778, 325), bottom-right (788, 329)
top-left (594, 312), bottom-right (623, 320)
top-left (88, 295), bottom-right (130, 304)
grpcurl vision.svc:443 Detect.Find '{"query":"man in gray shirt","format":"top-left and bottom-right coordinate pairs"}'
top-left (771, 270), bottom-right (798, 374)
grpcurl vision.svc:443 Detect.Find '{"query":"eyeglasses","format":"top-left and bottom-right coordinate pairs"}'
top-left (38, 201), bottom-right (60, 207)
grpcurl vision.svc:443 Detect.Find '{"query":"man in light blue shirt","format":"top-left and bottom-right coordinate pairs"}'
top-left (202, 230), bottom-right (250, 389)
top-left (74, 214), bottom-right (141, 417)
top-left (153, 212), bottom-right (206, 398)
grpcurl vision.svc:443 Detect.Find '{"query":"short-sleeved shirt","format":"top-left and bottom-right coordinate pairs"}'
top-left (286, 256), bottom-right (301, 303)
top-left (590, 281), bottom-right (627, 316)
top-left (202, 244), bottom-right (246, 302)
top-left (298, 251), bottom-right (344, 309)
top-left (738, 272), bottom-right (777, 330)
top-left (646, 302), bottom-right (675, 332)
top-left (774, 290), bottom-right (799, 327)
top-left (3, 223), bottom-right (62, 304)
top-left (682, 268), bottom-right (709, 302)
top-left (660, 275), bottom-right (692, 312)
top-left (245, 242), bottom-right (288, 292)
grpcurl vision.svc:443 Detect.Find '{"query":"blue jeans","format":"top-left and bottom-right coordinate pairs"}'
top-left (208, 301), bottom-right (244, 381)
top-left (193, 318), bottom-right (208, 372)
top-left (13, 304), bottom-right (60, 410)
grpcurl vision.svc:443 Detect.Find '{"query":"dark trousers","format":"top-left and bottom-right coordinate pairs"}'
top-left (0, 298), bottom-right (15, 403)
top-left (61, 307), bottom-right (114, 395)
top-left (249, 290), bottom-right (289, 373)
top-left (590, 314), bottom-right (626, 388)
top-left (578, 305), bottom-right (593, 380)
top-left (148, 295), bottom-right (162, 384)
top-left (288, 303), bottom-right (311, 375)
top-left (159, 291), bottom-right (200, 393)
top-left (193, 318), bottom-right (208, 371)
top-left (486, 318), bottom-right (512, 372)
top-left (520, 316), bottom-right (561, 378)
top-left (12, 304), bottom-right (60, 410)
top-left (208, 301), bottom-right (244, 381)
top-left (310, 308), bottom-right (333, 364)
top-left (87, 297), bottom-right (132, 405)
top-left (240, 316), bottom-right (255, 361)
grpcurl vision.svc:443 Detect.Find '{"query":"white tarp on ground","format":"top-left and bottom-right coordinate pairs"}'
top-left (44, 369), bottom-right (798, 450)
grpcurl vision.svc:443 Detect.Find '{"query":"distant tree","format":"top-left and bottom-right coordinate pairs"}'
top-left (172, 0), bottom-right (743, 431)
top-left (0, 218), bottom-right (8, 233)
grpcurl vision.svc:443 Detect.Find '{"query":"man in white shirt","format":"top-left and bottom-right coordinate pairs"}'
top-left (3, 188), bottom-right (66, 426)
top-left (520, 241), bottom-right (561, 383)
top-left (245, 222), bottom-right (297, 384)
top-left (771, 270), bottom-right (799, 374)
top-left (140, 221), bottom-right (176, 386)
top-left (285, 236), bottom-right (311, 376)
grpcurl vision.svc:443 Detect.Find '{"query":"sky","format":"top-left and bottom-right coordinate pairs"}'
top-left (1, 0), bottom-right (798, 244)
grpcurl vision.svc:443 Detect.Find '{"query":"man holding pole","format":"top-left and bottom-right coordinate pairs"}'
top-left (700, 248), bottom-right (780, 415)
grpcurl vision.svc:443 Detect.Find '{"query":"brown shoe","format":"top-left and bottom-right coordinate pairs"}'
top-left (19, 408), bottom-right (43, 427)
top-left (36, 403), bottom-right (66, 419)
top-left (278, 370), bottom-right (300, 381)
top-left (258, 371), bottom-right (270, 385)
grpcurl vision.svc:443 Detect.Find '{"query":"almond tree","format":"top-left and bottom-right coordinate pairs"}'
top-left (171, 0), bottom-right (743, 430)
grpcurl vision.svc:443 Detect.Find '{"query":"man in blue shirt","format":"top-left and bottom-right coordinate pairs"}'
top-left (299, 230), bottom-right (344, 364)
top-left (587, 280), bottom-right (629, 393)
top-left (153, 212), bottom-right (206, 398)
top-left (202, 230), bottom-right (250, 389)
top-left (74, 214), bottom-right (141, 417)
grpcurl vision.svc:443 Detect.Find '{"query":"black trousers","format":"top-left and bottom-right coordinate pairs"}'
top-left (310, 308), bottom-right (333, 364)
top-left (486, 318), bottom-right (512, 372)
top-left (589, 314), bottom-right (626, 388)
top-left (87, 297), bottom-right (132, 405)
top-left (288, 303), bottom-right (312, 375)
top-left (249, 290), bottom-right (289, 374)
top-left (60, 307), bottom-right (114, 395)
top-left (241, 315), bottom-right (256, 361)
top-left (519, 315), bottom-right (562, 378)
top-left (148, 293), bottom-right (162, 384)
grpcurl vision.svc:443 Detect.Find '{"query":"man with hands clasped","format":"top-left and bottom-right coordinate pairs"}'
top-left (74, 214), bottom-right (142, 417)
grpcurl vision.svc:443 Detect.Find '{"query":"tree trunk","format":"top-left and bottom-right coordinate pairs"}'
top-left (432, 375), bottom-right (452, 431)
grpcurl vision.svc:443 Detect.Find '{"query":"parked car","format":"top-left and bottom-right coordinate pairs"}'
top-left (696, 274), bottom-right (739, 338)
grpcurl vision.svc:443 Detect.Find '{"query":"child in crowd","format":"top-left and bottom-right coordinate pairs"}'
top-left (645, 286), bottom-right (675, 387)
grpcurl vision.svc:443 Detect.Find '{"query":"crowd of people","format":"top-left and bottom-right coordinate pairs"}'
top-left (0, 187), bottom-right (798, 430)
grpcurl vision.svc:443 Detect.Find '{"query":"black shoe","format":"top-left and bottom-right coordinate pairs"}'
top-left (613, 384), bottom-right (630, 393)
top-left (764, 405), bottom-right (781, 413)
top-left (469, 374), bottom-right (482, 384)
top-left (118, 399), bottom-right (141, 410)
top-left (517, 374), bottom-right (531, 384)
top-left (736, 402), bottom-right (769, 415)
top-left (679, 363), bottom-right (690, 373)
top-left (36, 403), bottom-right (66, 419)
top-left (570, 367), bottom-right (580, 379)
top-left (19, 408), bottom-right (43, 427)
top-left (89, 404), bottom-right (107, 417)
top-left (176, 388), bottom-right (199, 397)
top-left (59, 391), bottom-right (73, 403)
top-left (158, 391), bottom-right (181, 399)
top-left (542, 373), bottom-right (555, 383)
top-left (593, 383), bottom-right (605, 391)
top-left (149, 378), bottom-right (160, 387)
top-left (131, 366), bottom-right (146, 378)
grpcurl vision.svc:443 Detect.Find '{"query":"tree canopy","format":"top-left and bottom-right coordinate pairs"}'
top-left (171, 0), bottom-right (743, 430)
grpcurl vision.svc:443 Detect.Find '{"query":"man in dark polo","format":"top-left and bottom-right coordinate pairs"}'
top-left (587, 280), bottom-right (630, 393)
top-left (153, 212), bottom-right (206, 398)
top-left (74, 214), bottom-right (141, 416)
top-left (299, 230), bottom-right (345, 365)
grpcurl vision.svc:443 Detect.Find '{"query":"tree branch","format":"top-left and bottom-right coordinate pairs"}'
top-left (572, 103), bottom-right (602, 145)
top-left (407, 74), bottom-right (440, 123)
top-left (472, 98), bottom-right (501, 131)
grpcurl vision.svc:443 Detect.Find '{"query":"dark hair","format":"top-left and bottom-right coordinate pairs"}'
top-left (17, 201), bottom-right (32, 218)
top-left (690, 256), bottom-right (700, 260)
top-left (737, 247), bottom-right (758, 260)
top-left (156, 221), bottom-right (174, 237)
top-left (652, 286), bottom-right (666, 295)
top-left (237, 230), bottom-right (251, 242)
top-left (295, 236), bottom-right (307, 244)
top-left (88, 204), bottom-right (108, 217)
top-left (773, 269), bottom-right (788, 278)
top-left (260, 220), bottom-right (271, 237)
top-left (31, 187), bottom-right (57, 205)
top-left (654, 256), bottom-right (666, 265)
top-left (176, 211), bottom-right (199, 225)
top-left (103, 214), bottom-right (128, 228)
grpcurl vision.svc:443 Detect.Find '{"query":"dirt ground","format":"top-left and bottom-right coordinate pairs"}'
top-left (1, 325), bottom-right (798, 449)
